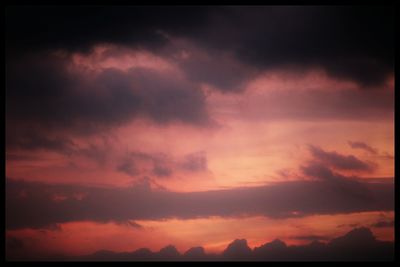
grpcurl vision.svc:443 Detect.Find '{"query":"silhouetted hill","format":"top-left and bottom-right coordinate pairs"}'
top-left (183, 246), bottom-right (207, 261)
top-left (329, 227), bottom-right (376, 248)
top-left (156, 245), bottom-right (180, 261)
top-left (75, 227), bottom-right (393, 261)
top-left (326, 227), bottom-right (393, 261)
top-left (253, 239), bottom-right (287, 260)
top-left (222, 239), bottom-right (252, 260)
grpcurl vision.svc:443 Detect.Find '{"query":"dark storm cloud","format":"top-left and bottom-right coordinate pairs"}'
top-left (5, 6), bottom-right (212, 54)
top-left (6, 53), bottom-right (210, 152)
top-left (348, 141), bottom-right (378, 154)
top-left (6, 6), bottom-right (393, 88)
top-left (308, 145), bottom-right (374, 172)
top-left (6, 178), bottom-right (393, 230)
top-left (206, 6), bottom-right (394, 88)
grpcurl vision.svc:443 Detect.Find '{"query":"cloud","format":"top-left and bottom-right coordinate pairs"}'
top-left (117, 159), bottom-right (139, 177)
top-left (6, 7), bottom-right (393, 88)
top-left (208, 6), bottom-right (393, 88)
top-left (291, 235), bottom-right (329, 241)
top-left (337, 223), bottom-right (360, 228)
top-left (6, 129), bottom-right (76, 154)
top-left (308, 145), bottom-right (374, 172)
top-left (301, 161), bottom-right (339, 181)
top-left (152, 165), bottom-right (173, 177)
top-left (116, 151), bottom-right (208, 178)
top-left (6, 178), bottom-right (393, 230)
top-left (180, 151), bottom-right (208, 172)
top-left (163, 39), bottom-right (257, 92)
top-left (232, 75), bottom-right (394, 122)
top-left (6, 6), bottom-right (211, 54)
top-left (348, 141), bottom-right (378, 154)
top-left (6, 53), bottom-right (211, 153)
top-left (300, 161), bottom-right (375, 202)
top-left (370, 220), bottom-right (394, 228)
top-left (115, 220), bottom-right (143, 229)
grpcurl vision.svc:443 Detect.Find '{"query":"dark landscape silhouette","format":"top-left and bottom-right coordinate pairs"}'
top-left (8, 227), bottom-right (391, 261)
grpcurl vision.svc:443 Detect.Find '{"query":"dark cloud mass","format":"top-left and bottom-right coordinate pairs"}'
top-left (5, 6), bottom-right (394, 153)
top-left (301, 146), bottom-right (382, 202)
top-left (6, 6), bottom-right (394, 87)
top-left (6, 178), bottom-right (393, 230)
top-left (6, 53), bottom-right (210, 152)
top-left (7, 55), bottom-right (209, 131)
top-left (308, 145), bottom-right (374, 172)
top-left (215, 6), bottom-right (394, 88)
top-left (5, 6), bottom-right (211, 54)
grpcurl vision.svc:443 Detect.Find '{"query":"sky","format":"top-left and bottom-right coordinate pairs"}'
top-left (5, 6), bottom-right (394, 260)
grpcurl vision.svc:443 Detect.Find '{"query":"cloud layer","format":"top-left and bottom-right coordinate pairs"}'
top-left (6, 6), bottom-right (394, 87)
top-left (6, 178), bottom-right (393, 230)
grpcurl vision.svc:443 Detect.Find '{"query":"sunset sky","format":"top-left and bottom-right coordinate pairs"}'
top-left (5, 6), bottom-right (394, 260)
